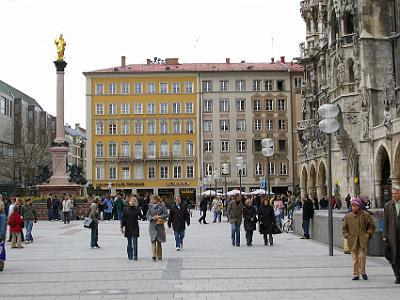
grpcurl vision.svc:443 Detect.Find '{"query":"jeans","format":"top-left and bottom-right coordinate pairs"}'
top-left (302, 218), bottom-right (311, 238)
top-left (263, 233), bottom-right (273, 245)
top-left (213, 211), bottom-right (222, 222)
top-left (69, 209), bottom-right (73, 221)
top-left (24, 220), bottom-right (34, 242)
top-left (48, 209), bottom-right (53, 221)
top-left (231, 223), bottom-right (240, 246)
top-left (117, 210), bottom-right (123, 221)
top-left (63, 212), bottom-right (69, 224)
top-left (127, 237), bottom-right (138, 259)
top-left (198, 210), bottom-right (207, 223)
top-left (90, 222), bottom-right (99, 247)
top-left (174, 230), bottom-right (185, 248)
top-left (245, 230), bottom-right (253, 245)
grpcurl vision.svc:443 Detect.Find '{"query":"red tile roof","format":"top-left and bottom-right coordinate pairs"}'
top-left (84, 61), bottom-right (303, 75)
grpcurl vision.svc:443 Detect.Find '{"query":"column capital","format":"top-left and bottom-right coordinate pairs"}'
top-left (54, 60), bottom-right (67, 72)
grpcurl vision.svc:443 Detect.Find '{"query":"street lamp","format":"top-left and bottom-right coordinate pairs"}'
top-left (213, 169), bottom-right (219, 195)
top-left (235, 157), bottom-right (245, 195)
top-left (318, 103), bottom-right (340, 257)
top-left (221, 163), bottom-right (229, 215)
top-left (262, 138), bottom-right (274, 199)
top-left (207, 174), bottom-right (213, 199)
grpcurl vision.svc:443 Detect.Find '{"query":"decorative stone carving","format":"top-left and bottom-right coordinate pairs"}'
top-left (383, 105), bottom-right (393, 138)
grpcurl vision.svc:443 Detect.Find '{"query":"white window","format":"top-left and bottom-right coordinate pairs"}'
top-left (186, 141), bottom-right (194, 156)
top-left (95, 104), bottom-right (104, 115)
top-left (108, 121), bottom-right (117, 135)
top-left (134, 120), bottom-right (143, 134)
top-left (204, 100), bottom-right (213, 112)
top-left (160, 141), bottom-right (169, 157)
top-left (186, 165), bottom-right (194, 178)
top-left (204, 140), bottom-right (212, 152)
top-left (185, 120), bottom-right (194, 133)
top-left (279, 120), bottom-right (286, 130)
top-left (147, 103), bottom-right (155, 114)
top-left (96, 166), bottom-right (104, 180)
top-left (267, 120), bottom-right (274, 131)
top-left (278, 99), bottom-right (286, 111)
top-left (134, 164), bottom-right (144, 179)
top-left (221, 141), bottom-right (229, 152)
top-left (96, 142), bottom-right (104, 157)
top-left (268, 162), bottom-right (275, 175)
top-left (172, 119), bottom-right (181, 134)
top-left (134, 82), bottom-right (143, 94)
top-left (160, 120), bottom-right (168, 134)
top-left (203, 80), bottom-right (213, 92)
top-left (265, 80), bottom-right (273, 91)
top-left (253, 80), bottom-right (261, 91)
top-left (294, 77), bottom-right (302, 88)
top-left (266, 99), bottom-right (273, 111)
top-left (121, 103), bottom-right (130, 114)
top-left (146, 82), bottom-right (155, 94)
top-left (108, 142), bottom-right (117, 157)
top-left (122, 167), bottom-right (130, 179)
top-left (219, 99), bottom-right (229, 112)
top-left (147, 142), bottom-right (156, 158)
top-left (134, 103), bottom-right (143, 114)
top-left (172, 82), bottom-right (181, 94)
top-left (203, 120), bottom-right (213, 132)
top-left (255, 162), bottom-right (263, 176)
top-left (160, 103), bottom-right (168, 114)
top-left (236, 99), bottom-right (245, 111)
top-left (108, 83), bottom-right (116, 94)
top-left (237, 140), bottom-right (246, 152)
top-left (184, 81), bottom-right (193, 93)
top-left (220, 120), bottom-right (229, 131)
top-left (254, 120), bottom-right (262, 131)
top-left (160, 83), bottom-right (168, 94)
top-left (121, 83), bottom-right (130, 94)
top-left (147, 120), bottom-right (156, 134)
top-left (235, 80), bottom-right (246, 91)
top-left (121, 142), bottom-right (130, 157)
top-left (173, 141), bottom-right (182, 157)
top-left (205, 163), bottom-right (213, 176)
top-left (95, 83), bottom-right (104, 95)
top-left (160, 166), bottom-right (169, 179)
top-left (134, 143), bottom-right (143, 159)
top-left (109, 166), bottom-right (117, 180)
top-left (280, 162), bottom-right (288, 175)
top-left (253, 99), bottom-right (261, 111)
top-left (236, 120), bottom-right (246, 131)
top-left (173, 165), bottom-right (182, 178)
top-left (108, 103), bottom-right (117, 115)
top-left (95, 121), bottom-right (104, 135)
top-left (148, 166), bottom-right (156, 179)
top-left (185, 102), bottom-right (193, 113)
top-left (220, 80), bottom-right (229, 91)
top-left (172, 102), bottom-right (181, 114)
top-left (121, 120), bottom-right (130, 135)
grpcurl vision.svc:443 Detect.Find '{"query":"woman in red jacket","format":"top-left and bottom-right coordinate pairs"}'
top-left (8, 206), bottom-right (24, 248)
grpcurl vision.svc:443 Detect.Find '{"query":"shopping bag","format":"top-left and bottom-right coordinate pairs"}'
top-left (343, 238), bottom-right (351, 254)
top-left (83, 217), bottom-right (93, 228)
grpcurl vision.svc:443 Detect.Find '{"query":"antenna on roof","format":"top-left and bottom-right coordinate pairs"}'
top-left (271, 37), bottom-right (274, 60)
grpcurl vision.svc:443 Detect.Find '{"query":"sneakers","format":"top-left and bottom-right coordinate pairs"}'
top-left (24, 241), bottom-right (29, 244)
top-left (362, 274), bottom-right (368, 280)
top-left (152, 257), bottom-right (156, 261)
top-left (94, 245), bottom-right (101, 249)
top-left (352, 276), bottom-right (360, 280)
top-left (394, 278), bottom-right (400, 284)
top-left (176, 247), bottom-right (180, 251)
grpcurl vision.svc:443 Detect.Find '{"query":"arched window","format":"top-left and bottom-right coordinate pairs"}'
top-left (343, 12), bottom-right (354, 34)
top-left (121, 141), bottom-right (130, 157)
top-left (147, 141), bottom-right (155, 158)
top-left (108, 142), bottom-right (117, 157)
top-left (331, 10), bottom-right (339, 43)
top-left (186, 141), bottom-right (194, 156)
top-left (134, 142), bottom-right (143, 159)
top-left (96, 142), bottom-right (104, 157)
top-left (160, 141), bottom-right (169, 157)
top-left (173, 141), bottom-right (182, 157)
top-left (255, 162), bottom-right (263, 175)
top-left (205, 163), bottom-right (213, 176)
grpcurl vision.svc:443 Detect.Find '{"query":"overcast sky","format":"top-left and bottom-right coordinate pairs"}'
top-left (0, 0), bottom-right (305, 128)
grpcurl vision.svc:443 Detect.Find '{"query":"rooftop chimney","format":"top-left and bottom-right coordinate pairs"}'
top-left (280, 56), bottom-right (285, 63)
top-left (226, 58), bottom-right (230, 64)
top-left (121, 56), bottom-right (126, 68)
top-left (165, 58), bottom-right (179, 65)
top-left (146, 59), bottom-right (151, 65)
top-left (271, 57), bottom-right (275, 63)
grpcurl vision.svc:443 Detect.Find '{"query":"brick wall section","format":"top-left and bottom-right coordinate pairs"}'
top-left (33, 202), bottom-right (91, 220)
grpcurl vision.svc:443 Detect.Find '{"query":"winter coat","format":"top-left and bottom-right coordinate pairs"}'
top-left (199, 198), bottom-right (208, 211)
top-left (121, 205), bottom-right (142, 238)
top-left (104, 199), bottom-right (113, 213)
top-left (62, 199), bottom-right (72, 213)
top-left (168, 204), bottom-right (190, 231)
top-left (243, 205), bottom-right (257, 231)
top-left (114, 198), bottom-right (124, 211)
top-left (342, 210), bottom-right (376, 251)
top-left (46, 198), bottom-right (52, 209)
top-left (227, 200), bottom-right (243, 225)
top-left (383, 200), bottom-right (400, 265)
top-left (89, 203), bottom-right (99, 224)
top-left (8, 212), bottom-right (24, 233)
top-left (302, 199), bottom-right (314, 220)
top-left (212, 199), bottom-right (223, 212)
top-left (258, 204), bottom-right (275, 235)
top-left (21, 204), bottom-right (37, 221)
top-left (147, 202), bottom-right (169, 243)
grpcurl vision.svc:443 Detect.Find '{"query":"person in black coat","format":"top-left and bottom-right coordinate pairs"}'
top-left (258, 198), bottom-right (276, 246)
top-left (301, 194), bottom-right (314, 239)
top-left (168, 195), bottom-right (190, 251)
top-left (243, 198), bottom-right (257, 246)
top-left (198, 197), bottom-right (208, 224)
top-left (120, 195), bottom-right (143, 260)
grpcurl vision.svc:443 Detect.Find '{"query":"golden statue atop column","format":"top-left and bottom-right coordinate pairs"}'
top-left (55, 34), bottom-right (66, 61)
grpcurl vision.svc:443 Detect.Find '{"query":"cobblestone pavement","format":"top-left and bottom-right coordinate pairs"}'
top-left (1, 211), bottom-right (398, 299)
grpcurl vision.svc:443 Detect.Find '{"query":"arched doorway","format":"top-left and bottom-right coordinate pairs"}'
top-left (300, 166), bottom-right (308, 199)
top-left (375, 146), bottom-right (391, 207)
top-left (391, 143), bottom-right (400, 190)
top-left (309, 164), bottom-right (317, 197)
top-left (317, 161), bottom-right (327, 200)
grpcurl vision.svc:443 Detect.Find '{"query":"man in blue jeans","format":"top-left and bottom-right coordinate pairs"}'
top-left (168, 196), bottom-right (190, 251)
top-left (21, 198), bottom-right (37, 244)
top-left (227, 194), bottom-right (243, 246)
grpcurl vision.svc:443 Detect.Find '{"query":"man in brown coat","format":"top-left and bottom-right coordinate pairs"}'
top-left (342, 197), bottom-right (376, 281)
top-left (227, 194), bottom-right (243, 247)
top-left (383, 187), bottom-right (400, 284)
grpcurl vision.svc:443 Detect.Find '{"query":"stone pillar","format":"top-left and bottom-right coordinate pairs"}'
top-left (316, 185), bottom-right (326, 200)
top-left (300, 187), bottom-right (306, 199)
top-left (374, 180), bottom-right (382, 208)
top-left (54, 60), bottom-right (67, 144)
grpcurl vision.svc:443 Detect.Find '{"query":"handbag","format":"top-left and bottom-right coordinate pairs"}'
top-left (155, 217), bottom-right (167, 225)
top-left (0, 241), bottom-right (6, 261)
top-left (272, 223), bottom-right (282, 235)
top-left (83, 217), bottom-right (93, 228)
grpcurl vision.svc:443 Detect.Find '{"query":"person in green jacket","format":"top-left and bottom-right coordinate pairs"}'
top-left (21, 198), bottom-right (37, 244)
top-left (114, 195), bottom-right (124, 220)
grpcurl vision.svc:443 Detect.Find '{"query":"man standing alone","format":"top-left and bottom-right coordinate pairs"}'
top-left (227, 194), bottom-right (243, 246)
top-left (168, 196), bottom-right (190, 251)
top-left (383, 187), bottom-right (400, 284)
top-left (21, 198), bottom-right (37, 243)
top-left (301, 194), bottom-right (314, 239)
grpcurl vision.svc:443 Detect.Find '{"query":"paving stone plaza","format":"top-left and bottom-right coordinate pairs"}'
top-left (1, 212), bottom-right (398, 300)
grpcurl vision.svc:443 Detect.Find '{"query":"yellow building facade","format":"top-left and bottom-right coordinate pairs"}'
top-left (85, 64), bottom-right (199, 206)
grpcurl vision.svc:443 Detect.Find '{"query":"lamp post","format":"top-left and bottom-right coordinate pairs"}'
top-left (222, 163), bottom-right (229, 215)
top-left (207, 174), bottom-right (212, 199)
top-left (318, 103), bottom-right (340, 257)
top-left (235, 157), bottom-right (244, 195)
top-left (213, 169), bottom-right (219, 195)
top-left (261, 138), bottom-right (274, 199)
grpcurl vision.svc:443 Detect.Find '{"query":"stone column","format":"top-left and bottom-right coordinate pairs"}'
top-left (54, 60), bottom-right (67, 144)
top-left (374, 180), bottom-right (382, 208)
